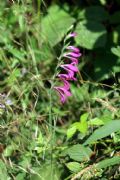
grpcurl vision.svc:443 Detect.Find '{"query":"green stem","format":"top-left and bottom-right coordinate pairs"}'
top-left (49, 87), bottom-right (53, 179)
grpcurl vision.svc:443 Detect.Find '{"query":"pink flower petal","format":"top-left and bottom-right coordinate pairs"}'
top-left (60, 64), bottom-right (78, 72)
top-left (54, 86), bottom-right (72, 103)
top-left (62, 79), bottom-right (70, 90)
top-left (68, 52), bottom-right (81, 58)
top-left (69, 58), bottom-right (78, 64)
top-left (58, 74), bottom-right (70, 79)
top-left (58, 73), bottom-right (76, 81)
top-left (68, 32), bottom-right (77, 37)
top-left (66, 46), bottom-right (80, 53)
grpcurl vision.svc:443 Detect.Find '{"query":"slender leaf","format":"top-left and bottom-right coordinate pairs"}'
top-left (84, 120), bottom-right (120, 145)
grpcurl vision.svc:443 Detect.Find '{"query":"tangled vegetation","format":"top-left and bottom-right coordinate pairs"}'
top-left (1, 0), bottom-right (120, 179)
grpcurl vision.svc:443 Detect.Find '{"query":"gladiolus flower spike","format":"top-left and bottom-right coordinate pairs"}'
top-left (53, 32), bottom-right (81, 103)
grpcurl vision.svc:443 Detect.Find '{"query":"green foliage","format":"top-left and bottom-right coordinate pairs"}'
top-left (0, 1), bottom-right (120, 179)
top-left (0, 160), bottom-right (8, 180)
top-left (62, 144), bottom-right (93, 162)
top-left (42, 5), bottom-right (75, 46)
top-left (78, 6), bottom-right (109, 22)
top-left (84, 120), bottom-right (120, 145)
top-left (97, 157), bottom-right (120, 169)
top-left (75, 21), bottom-right (107, 49)
top-left (111, 46), bottom-right (120, 57)
top-left (67, 113), bottom-right (88, 139)
top-left (66, 162), bottom-right (81, 173)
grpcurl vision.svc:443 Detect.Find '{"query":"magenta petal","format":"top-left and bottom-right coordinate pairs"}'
top-left (60, 64), bottom-right (74, 74)
top-left (57, 77), bottom-right (70, 90)
top-left (54, 86), bottom-right (72, 103)
top-left (59, 87), bottom-right (72, 97)
top-left (69, 58), bottom-right (78, 64)
top-left (62, 79), bottom-right (70, 90)
top-left (68, 52), bottom-right (81, 58)
top-left (68, 69), bottom-right (75, 78)
top-left (54, 87), bottom-right (66, 103)
top-left (60, 64), bottom-right (78, 72)
top-left (64, 52), bottom-right (81, 58)
top-left (66, 46), bottom-right (80, 53)
top-left (57, 74), bottom-right (69, 79)
top-left (68, 32), bottom-right (77, 37)
top-left (58, 73), bottom-right (75, 81)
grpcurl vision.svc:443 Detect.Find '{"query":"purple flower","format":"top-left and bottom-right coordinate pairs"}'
top-left (61, 78), bottom-right (70, 90)
top-left (66, 46), bottom-right (80, 53)
top-left (60, 64), bottom-right (78, 73)
top-left (53, 32), bottom-right (81, 103)
top-left (58, 73), bottom-right (77, 81)
top-left (54, 86), bottom-right (72, 103)
top-left (68, 57), bottom-right (78, 65)
top-left (59, 63), bottom-right (78, 80)
top-left (68, 32), bottom-right (77, 37)
top-left (64, 52), bottom-right (81, 58)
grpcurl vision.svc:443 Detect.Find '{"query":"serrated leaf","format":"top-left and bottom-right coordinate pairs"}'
top-left (75, 21), bottom-right (107, 49)
top-left (84, 120), bottom-right (120, 145)
top-left (64, 144), bottom-right (93, 162)
top-left (97, 156), bottom-right (120, 169)
top-left (42, 5), bottom-right (75, 47)
top-left (88, 118), bottom-right (104, 126)
top-left (66, 162), bottom-right (81, 173)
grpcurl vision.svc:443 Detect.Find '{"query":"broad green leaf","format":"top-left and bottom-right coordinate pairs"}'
top-left (42, 5), bottom-right (75, 47)
top-left (79, 6), bottom-right (109, 22)
top-left (84, 120), bottom-right (120, 145)
top-left (75, 21), bottom-right (107, 49)
top-left (19, 157), bottom-right (31, 169)
top-left (30, 163), bottom-right (61, 180)
top-left (0, 160), bottom-right (8, 180)
top-left (88, 118), bottom-right (104, 126)
top-left (3, 145), bottom-right (15, 157)
top-left (63, 144), bottom-right (93, 162)
top-left (111, 46), bottom-right (120, 58)
top-left (80, 113), bottom-right (89, 122)
top-left (110, 11), bottom-right (120, 24)
top-left (66, 162), bottom-right (81, 173)
top-left (16, 173), bottom-right (26, 180)
top-left (93, 51), bottom-right (120, 81)
top-left (77, 122), bottom-right (88, 134)
top-left (67, 126), bottom-right (77, 140)
top-left (78, 113), bottom-right (88, 133)
top-left (67, 113), bottom-right (88, 137)
top-left (97, 156), bottom-right (120, 169)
